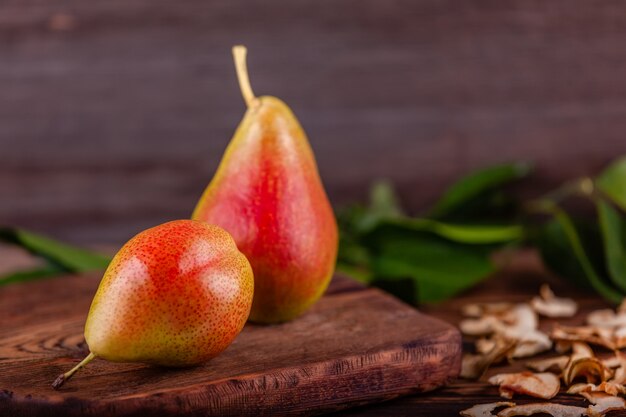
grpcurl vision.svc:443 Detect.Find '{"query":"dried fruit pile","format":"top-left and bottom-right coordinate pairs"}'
top-left (459, 285), bottom-right (626, 416)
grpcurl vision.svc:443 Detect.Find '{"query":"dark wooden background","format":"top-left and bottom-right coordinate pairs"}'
top-left (3, 0), bottom-right (626, 244)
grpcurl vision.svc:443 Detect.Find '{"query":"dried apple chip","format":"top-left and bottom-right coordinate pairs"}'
top-left (567, 382), bottom-right (597, 394)
top-left (595, 381), bottom-right (626, 396)
top-left (497, 304), bottom-right (551, 358)
top-left (531, 285), bottom-right (578, 318)
top-left (459, 402), bottom-right (516, 417)
top-left (488, 372), bottom-right (560, 399)
top-left (460, 316), bottom-right (505, 336)
top-left (571, 342), bottom-right (595, 360)
top-left (551, 325), bottom-right (616, 350)
top-left (587, 309), bottom-right (626, 329)
top-left (564, 357), bottom-right (606, 386)
top-left (462, 353), bottom-right (488, 380)
top-left (560, 343), bottom-right (611, 386)
top-left (581, 391), bottom-right (626, 416)
top-left (509, 330), bottom-right (552, 358)
top-left (461, 304), bottom-right (538, 337)
top-left (504, 304), bottom-right (538, 331)
top-left (461, 337), bottom-right (517, 380)
top-left (607, 351), bottom-right (626, 384)
top-left (497, 403), bottom-right (587, 417)
top-left (567, 381), bottom-right (626, 396)
top-left (476, 338), bottom-right (497, 354)
top-left (613, 326), bottom-right (626, 349)
top-left (462, 302), bottom-right (515, 318)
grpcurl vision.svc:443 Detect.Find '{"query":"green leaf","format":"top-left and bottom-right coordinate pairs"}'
top-left (372, 238), bottom-right (494, 303)
top-left (534, 203), bottom-right (622, 303)
top-left (430, 162), bottom-right (532, 218)
top-left (365, 228), bottom-right (495, 303)
top-left (382, 218), bottom-right (524, 244)
top-left (535, 220), bottom-right (594, 290)
top-left (0, 264), bottom-right (66, 287)
top-left (597, 199), bottom-right (626, 293)
top-left (336, 174), bottom-right (525, 303)
top-left (597, 156), bottom-right (626, 211)
top-left (0, 227), bottom-right (111, 272)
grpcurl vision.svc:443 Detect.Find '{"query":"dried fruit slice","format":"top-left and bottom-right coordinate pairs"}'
top-left (581, 392), bottom-right (626, 416)
top-left (496, 403), bottom-right (587, 417)
top-left (503, 304), bottom-right (538, 331)
top-left (567, 382), bottom-right (597, 394)
top-left (509, 330), bottom-right (552, 358)
top-left (614, 326), bottom-right (626, 349)
top-left (564, 357), bottom-right (607, 386)
top-left (499, 305), bottom-right (551, 358)
top-left (460, 316), bottom-right (504, 336)
top-left (476, 338), bottom-right (497, 354)
top-left (488, 372), bottom-right (560, 399)
top-left (560, 343), bottom-right (611, 386)
top-left (608, 351), bottom-right (626, 384)
top-left (461, 337), bottom-right (516, 379)
top-left (594, 382), bottom-right (626, 397)
top-left (571, 342), bottom-right (595, 360)
top-left (460, 304), bottom-right (540, 339)
top-left (531, 285), bottom-right (578, 318)
top-left (587, 309), bottom-right (626, 329)
top-left (462, 303), bottom-right (515, 318)
top-left (459, 402), bottom-right (516, 417)
top-left (551, 325), bottom-right (616, 350)
top-left (567, 381), bottom-right (626, 397)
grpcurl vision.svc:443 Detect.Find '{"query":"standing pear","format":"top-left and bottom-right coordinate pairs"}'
top-left (192, 46), bottom-right (338, 323)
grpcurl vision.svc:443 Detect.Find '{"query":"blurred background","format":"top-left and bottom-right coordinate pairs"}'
top-left (4, 1), bottom-right (626, 245)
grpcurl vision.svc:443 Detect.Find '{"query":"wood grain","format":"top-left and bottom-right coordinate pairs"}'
top-left (3, 1), bottom-right (626, 243)
top-left (0, 273), bottom-right (461, 417)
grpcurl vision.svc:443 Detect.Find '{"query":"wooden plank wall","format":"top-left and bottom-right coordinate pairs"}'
top-left (2, 0), bottom-right (626, 243)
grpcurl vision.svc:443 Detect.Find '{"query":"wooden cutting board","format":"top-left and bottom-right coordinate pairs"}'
top-left (0, 273), bottom-right (461, 417)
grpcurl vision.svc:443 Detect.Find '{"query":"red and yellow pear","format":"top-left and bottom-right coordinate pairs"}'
top-left (52, 220), bottom-right (253, 389)
top-left (192, 46), bottom-right (338, 323)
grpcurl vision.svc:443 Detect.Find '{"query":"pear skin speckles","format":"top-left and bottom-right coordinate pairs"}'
top-left (84, 220), bottom-right (254, 366)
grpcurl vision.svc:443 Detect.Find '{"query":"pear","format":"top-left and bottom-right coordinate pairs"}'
top-left (52, 220), bottom-right (253, 389)
top-left (192, 46), bottom-right (338, 323)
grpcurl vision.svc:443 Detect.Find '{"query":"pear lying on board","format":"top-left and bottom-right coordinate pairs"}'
top-left (52, 220), bottom-right (253, 389)
top-left (192, 46), bottom-right (338, 323)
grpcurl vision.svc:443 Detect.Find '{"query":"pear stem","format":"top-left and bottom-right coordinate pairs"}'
top-left (52, 351), bottom-right (96, 390)
top-left (232, 45), bottom-right (257, 108)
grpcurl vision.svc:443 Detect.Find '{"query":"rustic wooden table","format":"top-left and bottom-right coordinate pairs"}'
top-left (0, 248), bottom-right (611, 416)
